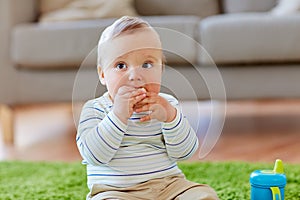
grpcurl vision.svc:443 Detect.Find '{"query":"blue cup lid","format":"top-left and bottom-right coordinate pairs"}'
top-left (250, 170), bottom-right (287, 187)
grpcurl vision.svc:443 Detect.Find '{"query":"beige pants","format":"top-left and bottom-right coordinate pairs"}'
top-left (87, 175), bottom-right (219, 200)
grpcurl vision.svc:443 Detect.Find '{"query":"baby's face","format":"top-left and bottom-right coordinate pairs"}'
top-left (98, 28), bottom-right (163, 100)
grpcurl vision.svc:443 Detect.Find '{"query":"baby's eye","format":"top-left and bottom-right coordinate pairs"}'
top-left (115, 63), bottom-right (127, 70)
top-left (142, 62), bottom-right (153, 69)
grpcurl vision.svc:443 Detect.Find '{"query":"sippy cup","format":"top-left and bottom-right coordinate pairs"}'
top-left (250, 159), bottom-right (287, 200)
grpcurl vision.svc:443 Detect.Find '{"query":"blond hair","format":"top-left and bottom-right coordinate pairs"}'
top-left (97, 16), bottom-right (152, 67)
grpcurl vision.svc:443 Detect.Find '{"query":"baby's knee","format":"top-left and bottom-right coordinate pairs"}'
top-left (175, 185), bottom-right (219, 200)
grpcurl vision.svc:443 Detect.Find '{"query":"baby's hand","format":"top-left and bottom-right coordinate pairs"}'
top-left (134, 92), bottom-right (176, 122)
top-left (113, 86), bottom-right (146, 124)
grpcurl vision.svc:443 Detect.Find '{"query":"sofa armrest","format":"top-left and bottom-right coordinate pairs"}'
top-left (0, 0), bottom-right (38, 62)
top-left (223, 0), bottom-right (276, 13)
top-left (0, 0), bottom-right (38, 25)
top-left (0, 0), bottom-right (38, 104)
top-left (0, 0), bottom-right (38, 50)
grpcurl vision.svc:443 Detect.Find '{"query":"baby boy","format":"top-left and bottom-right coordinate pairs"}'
top-left (77, 16), bottom-right (219, 200)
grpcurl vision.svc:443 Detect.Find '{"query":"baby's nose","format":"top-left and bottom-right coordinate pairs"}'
top-left (128, 67), bottom-right (142, 82)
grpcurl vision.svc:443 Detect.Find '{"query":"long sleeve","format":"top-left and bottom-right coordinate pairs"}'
top-left (76, 100), bottom-right (127, 165)
top-left (162, 100), bottom-right (199, 161)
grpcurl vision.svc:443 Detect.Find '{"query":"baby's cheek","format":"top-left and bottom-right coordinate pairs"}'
top-left (107, 82), bottom-right (123, 101)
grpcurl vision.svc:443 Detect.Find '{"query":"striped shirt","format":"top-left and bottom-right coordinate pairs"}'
top-left (76, 92), bottom-right (199, 189)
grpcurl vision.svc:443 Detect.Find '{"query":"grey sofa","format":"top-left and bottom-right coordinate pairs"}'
top-left (1, 0), bottom-right (300, 143)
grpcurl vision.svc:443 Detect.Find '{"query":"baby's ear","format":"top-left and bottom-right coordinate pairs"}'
top-left (97, 66), bottom-right (106, 85)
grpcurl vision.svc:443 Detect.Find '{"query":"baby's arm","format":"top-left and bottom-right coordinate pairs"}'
top-left (162, 106), bottom-right (199, 161)
top-left (76, 100), bottom-right (127, 165)
top-left (135, 94), bottom-right (199, 161)
top-left (76, 87), bottom-right (146, 165)
top-left (161, 96), bottom-right (198, 161)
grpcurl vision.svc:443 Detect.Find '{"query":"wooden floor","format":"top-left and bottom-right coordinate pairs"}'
top-left (0, 99), bottom-right (300, 164)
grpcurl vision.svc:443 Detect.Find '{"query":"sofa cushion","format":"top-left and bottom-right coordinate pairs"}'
top-left (223, 0), bottom-right (277, 13)
top-left (11, 16), bottom-right (199, 69)
top-left (199, 13), bottom-right (300, 65)
top-left (143, 16), bottom-right (200, 65)
top-left (39, 0), bottom-right (138, 23)
top-left (39, 0), bottom-right (73, 14)
top-left (11, 20), bottom-right (113, 69)
top-left (135, 0), bottom-right (220, 18)
top-left (271, 0), bottom-right (300, 15)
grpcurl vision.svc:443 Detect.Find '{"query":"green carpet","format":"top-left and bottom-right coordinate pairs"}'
top-left (0, 161), bottom-right (299, 200)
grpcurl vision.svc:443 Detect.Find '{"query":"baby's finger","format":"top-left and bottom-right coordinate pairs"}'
top-left (140, 114), bottom-right (151, 122)
top-left (145, 91), bottom-right (158, 97)
top-left (131, 88), bottom-right (147, 98)
top-left (128, 95), bottom-right (145, 110)
top-left (137, 96), bottom-right (157, 106)
top-left (134, 103), bottom-right (151, 113)
top-left (131, 93), bottom-right (147, 105)
top-left (117, 86), bottom-right (136, 95)
top-left (134, 100), bottom-right (149, 109)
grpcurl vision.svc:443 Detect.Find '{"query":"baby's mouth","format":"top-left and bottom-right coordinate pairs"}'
top-left (136, 87), bottom-right (147, 91)
top-left (133, 85), bottom-right (147, 91)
